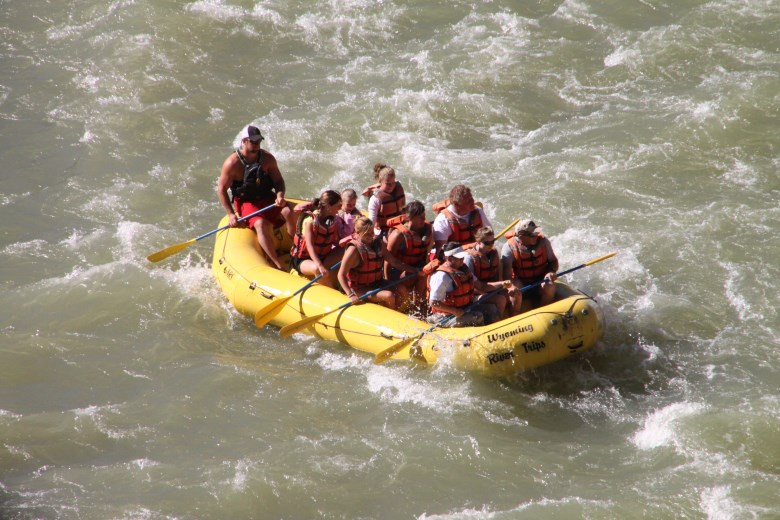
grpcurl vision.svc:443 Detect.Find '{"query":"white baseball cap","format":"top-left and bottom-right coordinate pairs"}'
top-left (239, 124), bottom-right (264, 142)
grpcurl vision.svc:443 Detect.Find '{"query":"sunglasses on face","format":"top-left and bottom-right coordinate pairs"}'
top-left (481, 240), bottom-right (495, 246)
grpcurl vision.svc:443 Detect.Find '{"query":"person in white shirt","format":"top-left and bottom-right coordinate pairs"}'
top-left (432, 184), bottom-right (491, 253)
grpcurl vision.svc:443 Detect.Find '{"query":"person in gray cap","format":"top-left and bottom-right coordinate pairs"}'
top-left (501, 219), bottom-right (559, 309)
top-left (217, 124), bottom-right (295, 270)
top-left (427, 242), bottom-right (503, 327)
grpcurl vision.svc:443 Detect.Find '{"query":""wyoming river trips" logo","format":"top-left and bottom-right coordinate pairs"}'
top-left (487, 323), bottom-right (534, 343)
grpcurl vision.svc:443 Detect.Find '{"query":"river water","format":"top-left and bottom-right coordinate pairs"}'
top-left (1, 1), bottom-right (779, 518)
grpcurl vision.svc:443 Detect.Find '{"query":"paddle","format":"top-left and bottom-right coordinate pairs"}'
top-left (516, 252), bottom-right (618, 294)
top-left (373, 252), bottom-right (617, 364)
top-left (279, 272), bottom-right (418, 338)
top-left (254, 261), bottom-right (342, 328)
top-left (496, 217), bottom-right (520, 238)
top-left (146, 204), bottom-right (276, 263)
top-left (373, 284), bottom-right (508, 364)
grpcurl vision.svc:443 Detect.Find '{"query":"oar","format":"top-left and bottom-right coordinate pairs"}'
top-left (146, 204), bottom-right (276, 263)
top-left (254, 261), bottom-right (342, 328)
top-left (496, 218), bottom-right (520, 238)
top-left (279, 273), bottom-right (417, 338)
top-left (373, 284), bottom-right (507, 364)
top-left (517, 252), bottom-right (618, 294)
top-left (374, 252), bottom-right (617, 364)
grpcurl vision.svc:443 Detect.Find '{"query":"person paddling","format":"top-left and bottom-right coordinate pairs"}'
top-left (217, 124), bottom-right (295, 270)
top-left (501, 219), bottom-right (559, 309)
top-left (465, 227), bottom-right (517, 317)
top-left (427, 242), bottom-right (501, 327)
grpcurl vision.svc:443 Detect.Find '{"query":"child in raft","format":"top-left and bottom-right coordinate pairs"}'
top-left (289, 190), bottom-right (345, 288)
top-left (337, 188), bottom-right (361, 238)
top-left (364, 163), bottom-right (406, 235)
top-left (337, 216), bottom-right (421, 310)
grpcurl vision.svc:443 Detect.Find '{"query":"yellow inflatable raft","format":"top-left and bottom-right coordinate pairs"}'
top-left (211, 214), bottom-right (605, 377)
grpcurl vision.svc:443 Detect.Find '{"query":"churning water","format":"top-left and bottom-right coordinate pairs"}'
top-left (1, 0), bottom-right (779, 518)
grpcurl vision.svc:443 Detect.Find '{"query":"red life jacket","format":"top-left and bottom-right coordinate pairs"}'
top-left (440, 207), bottom-right (483, 244)
top-left (373, 182), bottom-right (406, 230)
top-left (290, 212), bottom-right (338, 260)
top-left (466, 247), bottom-right (500, 282)
top-left (346, 238), bottom-right (384, 290)
top-left (507, 234), bottom-right (552, 283)
top-left (389, 222), bottom-right (432, 267)
top-left (428, 264), bottom-right (474, 314)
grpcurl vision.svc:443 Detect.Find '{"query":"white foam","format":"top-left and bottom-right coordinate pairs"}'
top-left (59, 229), bottom-right (107, 251)
top-left (722, 159), bottom-right (758, 187)
top-left (229, 458), bottom-right (254, 491)
top-left (366, 366), bottom-right (476, 412)
top-left (0, 192), bottom-right (30, 206)
top-left (1, 239), bottom-right (49, 258)
top-left (633, 401), bottom-right (706, 450)
top-left (186, 0), bottom-right (248, 22)
top-left (0, 409), bottom-right (23, 420)
top-left (699, 485), bottom-right (738, 520)
top-left (722, 262), bottom-right (762, 323)
top-left (419, 495), bottom-right (612, 519)
top-left (605, 46), bottom-right (640, 68)
top-left (208, 107), bottom-right (224, 123)
top-left (79, 130), bottom-right (96, 143)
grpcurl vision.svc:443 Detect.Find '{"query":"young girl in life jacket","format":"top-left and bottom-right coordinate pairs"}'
top-left (289, 190), bottom-right (345, 288)
top-left (337, 217), bottom-right (421, 309)
top-left (336, 188), bottom-right (361, 238)
top-left (364, 164), bottom-right (406, 234)
top-left (384, 201), bottom-right (432, 314)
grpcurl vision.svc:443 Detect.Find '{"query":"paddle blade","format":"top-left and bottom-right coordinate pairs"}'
top-left (279, 312), bottom-right (328, 338)
top-left (254, 297), bottom-right (290, 328)
top-left (584, 252), bottom-right (617, 266)
top-left (374, 337), bottom-right (416, 365)
top-left (146, 239), bottom-right (196, 263)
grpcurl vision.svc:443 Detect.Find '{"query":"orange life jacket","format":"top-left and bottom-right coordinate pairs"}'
top-left (373, 182), bottom-right (406, 230)
top-left (389, 221), bottom-right (432, 267)
top-left (290, 212), bottom-right (338, 260)
top-left (384, 214), bottom-right (405, 228)
top-left (428, 264), bottom-right (474, 314)
top-left (507, 234), bottom-right (552, 283)
top-left (422, 258), bottom-right (441, 276)
top-left (439, 207), bottom-right (483, 244)
top-left (431, 199), bottom-right (449, 213)
top-left (346, 238), bottom-right (384, 290)
top-left (466, 247), bottom-right (500, 282)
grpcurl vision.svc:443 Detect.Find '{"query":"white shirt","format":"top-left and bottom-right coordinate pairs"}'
top-left (428, 265), bottom-right (478, 304)
top-left (432, 205), bottom-right (491, 243)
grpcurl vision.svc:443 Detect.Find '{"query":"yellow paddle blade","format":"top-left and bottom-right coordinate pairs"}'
top-left (279, 312), bottom-right (329, 338)
top-left (584, 252), bottom-right (617, 266)
top-left (254, 297), bottom-right (290, 328)
top-left (374, 336), bottom-right (416, 365)
top-left (146, 239), bottom-right (196, 263)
